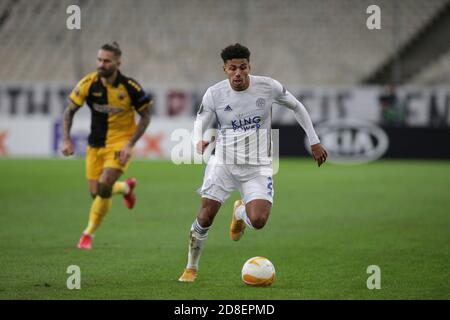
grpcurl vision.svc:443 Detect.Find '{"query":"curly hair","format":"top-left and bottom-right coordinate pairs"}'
top-left (220, 43), bottom-right (250, 63)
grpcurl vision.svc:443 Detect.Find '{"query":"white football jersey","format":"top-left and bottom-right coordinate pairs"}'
top-left (195, 75), bottom-right (319, 165)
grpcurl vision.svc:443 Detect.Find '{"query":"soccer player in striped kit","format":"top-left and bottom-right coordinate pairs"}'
top-left (62, 42), bottom-right (152, 250)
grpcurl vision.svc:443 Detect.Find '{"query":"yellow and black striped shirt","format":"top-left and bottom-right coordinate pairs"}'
top-left (69, 71), bottom-right (151, 147)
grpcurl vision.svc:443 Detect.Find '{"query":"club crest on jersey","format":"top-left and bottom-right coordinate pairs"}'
top-left (256, 98), bottom-right (266, 108)
top-left (224, 105), bottom-right (233, 112)
top-left (232, 116), bottom-right (261, 132)
top-left (117, 92), bottom-right (125, 100)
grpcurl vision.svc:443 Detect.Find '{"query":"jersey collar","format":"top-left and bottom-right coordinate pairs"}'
top-left (228, 74), bottom-right (252, 93)
top-left (96, 70), bottom-right (124, 88)
top-left (112, 70), bottom-right (124, 87)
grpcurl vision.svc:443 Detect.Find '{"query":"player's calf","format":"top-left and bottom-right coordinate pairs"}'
top-left (179, 219), bottom-right (210, 282)
top-left (78, 183), bottom-right (114, 249)
top-left (196, 198), bottom-right (221, 227)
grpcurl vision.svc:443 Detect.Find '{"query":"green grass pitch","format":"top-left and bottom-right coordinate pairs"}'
top-left (0, 158), bottom-right (449, 299)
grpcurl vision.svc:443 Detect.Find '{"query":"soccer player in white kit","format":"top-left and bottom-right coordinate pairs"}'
top-left (179, 44), bottom-right (327, 282)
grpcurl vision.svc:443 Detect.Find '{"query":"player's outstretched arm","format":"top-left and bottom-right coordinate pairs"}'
top-left (119, 105), bottom-right (151, 165)
top-left (271, 79), bottom-right (327, 166)
top-left (62, 102), bottom-right (81, 156)
top-left (291, 103), bottom-right (328, 167)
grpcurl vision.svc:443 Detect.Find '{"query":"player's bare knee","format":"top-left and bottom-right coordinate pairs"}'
top-left (97, 183), bottom-right (112, 198)
top-left (197, 215), bottom-right (213, 228)
top-left (248, 207), bottom-right (270, 229)
top-left (197, 207), bottom-right (216, 227)
top-left (198, 200), bottom-right (221, 227)
top-left (251, 216), bottom-right (268, 230)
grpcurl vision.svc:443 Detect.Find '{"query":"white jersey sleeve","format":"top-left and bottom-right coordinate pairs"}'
top-left (271, 79), bottom-right (320, 146)
top-left (193, 88), bottom-right (216, 146)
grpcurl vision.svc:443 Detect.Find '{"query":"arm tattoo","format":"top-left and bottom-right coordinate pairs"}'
top-left (63, 102), bottom-right (80, 141)
top-left (129, 106), bottom-right (151, 146)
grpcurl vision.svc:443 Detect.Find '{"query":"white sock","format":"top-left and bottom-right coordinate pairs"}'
top-left (235, 205), bottom-right (246, 220)
top-left (186, 219), bottom-right (210, 270)
top-left (235, 204), bottom-right (254, 229)
top-left (243, 214), bottom-right (255, 229)
top-left (123, 183), bottom-right (130, 195)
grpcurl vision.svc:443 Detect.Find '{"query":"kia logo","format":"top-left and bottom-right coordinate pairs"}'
top-left (306, 119), bottom-right (389, 164)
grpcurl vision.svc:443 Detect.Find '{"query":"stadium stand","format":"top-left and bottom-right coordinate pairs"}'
top-left (411, 49), bottom-right (450, 85)
top-left (363, 1), bottom-right (450, 84)
top-left (0, 0), bottom-right (449, 86)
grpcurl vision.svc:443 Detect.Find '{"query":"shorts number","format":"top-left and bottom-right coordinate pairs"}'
top-left (267, 177), bottom-right (273, 196)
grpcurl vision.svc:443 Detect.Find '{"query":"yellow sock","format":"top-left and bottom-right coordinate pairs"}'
top-left (85, 196), bottom-right (112, 235)
top-left (112, 181), bottom-right (128, 195)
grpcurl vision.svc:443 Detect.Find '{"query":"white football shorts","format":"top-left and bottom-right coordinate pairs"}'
top-left (198, 155), bottom-right (274, 204)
